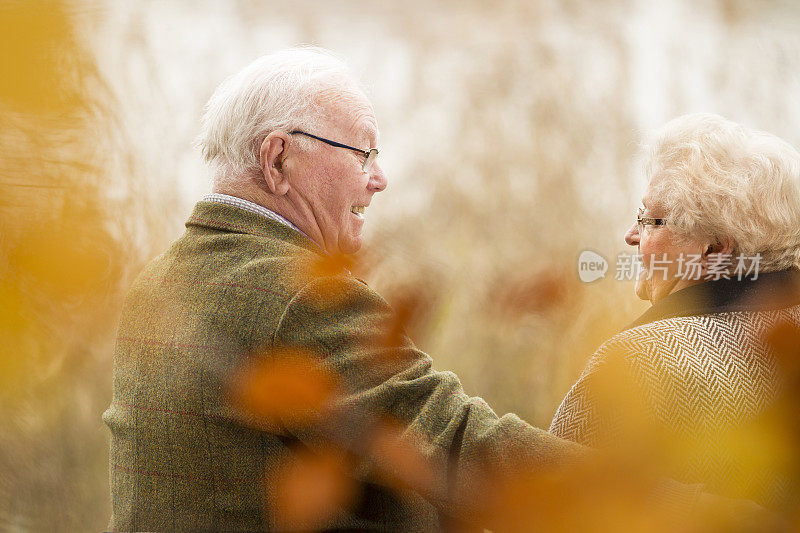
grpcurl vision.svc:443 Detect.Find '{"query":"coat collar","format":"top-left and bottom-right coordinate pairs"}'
top-left (624, 269), bottom-right (800, 331)
top-left (186, 200), bottom-right (326, 256)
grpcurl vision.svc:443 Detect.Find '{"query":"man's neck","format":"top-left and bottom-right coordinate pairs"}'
top-left (211, 184), bottom-right (327, 253)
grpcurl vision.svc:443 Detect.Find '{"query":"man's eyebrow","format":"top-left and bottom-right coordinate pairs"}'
top-left (363, 126), bottom-right (379, 147)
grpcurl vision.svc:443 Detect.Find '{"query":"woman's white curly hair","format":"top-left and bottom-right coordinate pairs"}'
top-left (644, 113), bottom-right (800, 272)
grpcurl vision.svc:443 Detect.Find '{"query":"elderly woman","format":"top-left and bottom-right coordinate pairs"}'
top-left (549, 113), bottom-right (800, 509)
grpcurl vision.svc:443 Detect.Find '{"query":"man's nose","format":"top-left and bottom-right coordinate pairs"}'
top-left (368, 163), bottom-right (387, 192)
top-left (624, 222), bottom-right (640, 246)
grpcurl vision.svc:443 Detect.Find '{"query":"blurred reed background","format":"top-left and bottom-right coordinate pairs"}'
top-left (2, 0), bottom-right (800, 530)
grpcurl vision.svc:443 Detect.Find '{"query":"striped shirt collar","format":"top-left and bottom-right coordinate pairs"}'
top-left (201, 193), bottom-right (305, 236)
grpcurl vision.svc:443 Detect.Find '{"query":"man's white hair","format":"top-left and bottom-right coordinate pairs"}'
top-left (196, 47), bottom-right (361, 182)
top-left (644, 113), bottom-right (800, 272)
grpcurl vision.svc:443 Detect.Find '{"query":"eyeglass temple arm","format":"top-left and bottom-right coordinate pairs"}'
top-left (289, 130), bottom-right (369, 156)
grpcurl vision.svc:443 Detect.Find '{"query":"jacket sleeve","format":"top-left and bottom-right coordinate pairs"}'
top-left (549, 336), bottom-right (706, 522)
top-left (549, 339), bottom-right (653, 448)
top-left (271, 272), bottom-right (593, 522)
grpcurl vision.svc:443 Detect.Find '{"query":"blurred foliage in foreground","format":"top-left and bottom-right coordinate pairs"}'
top-left (0, 1), bottom-right (140, 529)
top-left (223, 256), bottom-right (800, 530)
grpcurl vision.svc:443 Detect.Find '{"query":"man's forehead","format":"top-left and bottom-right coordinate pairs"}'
top-left (315, 86), bottom-right (378, 138)
top-left (316, 83), bottom-right (365, 103)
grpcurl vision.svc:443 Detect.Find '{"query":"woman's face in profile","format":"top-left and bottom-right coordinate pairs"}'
top-left (625, 179), bottom-right (707, 304)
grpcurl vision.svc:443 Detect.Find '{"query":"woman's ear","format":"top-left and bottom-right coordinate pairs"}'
top-left (700, 235), bottom-right (736, 278)
top-left (259, 131), bottom-right (292, 196)
top-left (703, 236), bottom-right (735, 258)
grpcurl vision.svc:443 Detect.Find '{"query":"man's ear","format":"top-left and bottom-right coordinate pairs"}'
top-left (259, 131), bottom-right (292, 196)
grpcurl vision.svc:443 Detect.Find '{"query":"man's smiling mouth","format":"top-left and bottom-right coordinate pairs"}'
top-left (350, 206), bottom-right (365, 215)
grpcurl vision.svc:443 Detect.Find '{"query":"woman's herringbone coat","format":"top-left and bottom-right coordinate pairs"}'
top-left (550, 271), bottom-right (800, 509)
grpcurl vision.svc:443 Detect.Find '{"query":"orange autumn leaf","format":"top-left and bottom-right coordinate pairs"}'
top-left (300, 253), bottom-right (360, 307)
top-left (381, 291), bottom-right (420, 348)
top-left (308, 253), bottom-right (356, 278)
top-left (347, 246), bottom-right (381, 279)
top-left (366, 418), bottom-right (437, 495)
top-left (762, 320), bottom-right (800, 459)
top-left (764, 321), bottom-right (800, 378)
top-left (492, 270), bottom-right (571, 319)
top-left (481, 460), bottom-right (662, 533)
top-left (268, 446), bottom-right (357, 531)
top-left (229, 348), bottom-right (339, 427)
top-left (375, 284), bottom-right (439, 356)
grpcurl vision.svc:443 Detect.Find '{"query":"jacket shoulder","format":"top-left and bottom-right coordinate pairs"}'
top-left (589, 313), bottom-right (782, 431)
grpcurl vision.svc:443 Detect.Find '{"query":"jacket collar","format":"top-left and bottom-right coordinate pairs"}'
top-left (186, 200), bottom-right (326, 256)
top-left (624, 269), bottom-right (800, 331)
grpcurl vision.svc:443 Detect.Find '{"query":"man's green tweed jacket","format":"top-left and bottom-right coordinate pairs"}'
top-left (103, 201), bottom-right (585, 531)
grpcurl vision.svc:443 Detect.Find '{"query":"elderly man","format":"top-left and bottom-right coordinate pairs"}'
top-left (104, 49), bottom-right (758, 531)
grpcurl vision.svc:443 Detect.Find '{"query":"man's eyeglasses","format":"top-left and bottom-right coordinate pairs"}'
top-left (637, 207), bottom-right (667, 234)
top-left (290, 130), bottom-right (379, 173)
